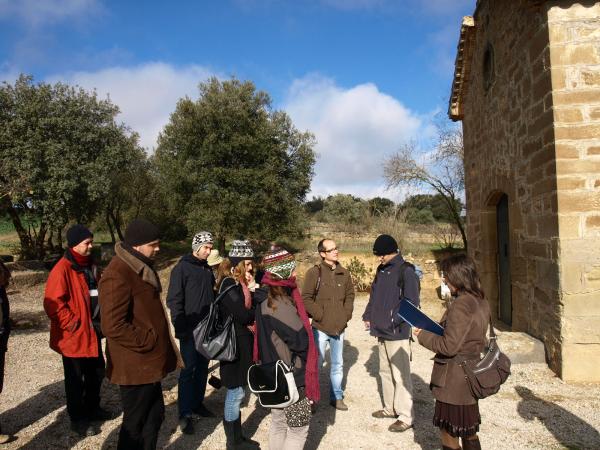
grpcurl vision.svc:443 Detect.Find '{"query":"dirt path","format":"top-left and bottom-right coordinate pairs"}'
top-left (1, 277), bottom-right (599, 449)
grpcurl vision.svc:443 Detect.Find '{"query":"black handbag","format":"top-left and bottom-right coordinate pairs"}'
top-left (460, 316), bottom-right (511, 399)
top-left (247, 360), bottom-right (299, 408)
top-left (193, 283), bottom-right (237, 361)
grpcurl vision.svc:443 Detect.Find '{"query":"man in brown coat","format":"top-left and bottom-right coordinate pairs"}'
top-left (99, 219), bottom-right (182, 450)
top-left (302, 239), bottom-right (354, 411)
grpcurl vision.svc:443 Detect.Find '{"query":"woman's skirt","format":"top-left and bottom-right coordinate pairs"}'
top-left (433, 400), bottom-right (481, 438)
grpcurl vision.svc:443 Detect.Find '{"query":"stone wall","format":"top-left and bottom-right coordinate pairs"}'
top-left (462, 0), bottom-right (563, 374)
top-left (461, 0), bottom-right (600, 381)
top-left (547, 1), bottom-right (600, 381)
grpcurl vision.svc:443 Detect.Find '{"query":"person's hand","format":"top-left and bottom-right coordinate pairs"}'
top-left (413, 327), bottom-right (422, 336)
top-left (363, 321), bottom-right (370, 331)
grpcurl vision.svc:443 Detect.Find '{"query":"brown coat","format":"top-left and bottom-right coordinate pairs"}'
top-left (417, 293), bottom-right (490, 405)
top-left (99, 243), bottom-right (183, 385)
top-left (301, 261), bottom-right (354, 336)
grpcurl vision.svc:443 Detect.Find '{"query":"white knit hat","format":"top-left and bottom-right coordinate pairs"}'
top-left (192, 231), bottom-right (213, 252)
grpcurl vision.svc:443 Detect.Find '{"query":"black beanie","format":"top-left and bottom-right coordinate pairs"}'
top-left (124, 219), bottom-right (160, 246)
top-left (66, 224), bottom-right (93, 248)
top-left (373, 234), bottom-right (399, 256)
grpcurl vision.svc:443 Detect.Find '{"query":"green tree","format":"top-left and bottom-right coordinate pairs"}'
top-left (401, 194), bottom-right (463, 223)
top-left (322, 194), bottom-right (367, 225)
top-left (0, 75), bottom-right (143, 257)
top-left (153, 77), bottom-right (315, 250)
top-left (304, 196), bottom-right (324, 214)
top-left (368, 197), bottom-right (395, 216)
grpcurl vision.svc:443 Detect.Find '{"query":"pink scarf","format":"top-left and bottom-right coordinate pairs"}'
top-left (255, 273), bottom-right (320, 403)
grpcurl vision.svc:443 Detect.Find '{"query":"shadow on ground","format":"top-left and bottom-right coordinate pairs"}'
top-left (304, 341), bottom-right (359, 450)
top-left (516, 385), bottom-right (600, 449)
top-left (364, 343), bottom-right (438, 450)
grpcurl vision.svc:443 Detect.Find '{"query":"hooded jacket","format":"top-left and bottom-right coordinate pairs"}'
top-left (362, 254), bottom-right (420, 341)
top-left (44, 255), bottom-right (100, 358)
top-left (166, 253), bottom-right (215, 339)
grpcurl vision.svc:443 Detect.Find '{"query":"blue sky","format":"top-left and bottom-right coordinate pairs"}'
top-left (0, 0), bottom-right (475, 200)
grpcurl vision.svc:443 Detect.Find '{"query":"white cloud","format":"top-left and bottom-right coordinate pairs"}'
top-left (50, 62), bottom-right (218, 150)
top-left (283, 74), bottom-right (424, 199)
top-left (0, 0), bottom-right (102, 27)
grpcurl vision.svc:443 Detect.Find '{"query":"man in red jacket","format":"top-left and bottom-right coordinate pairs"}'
top-left (44, 224), bottom-right (109, 437)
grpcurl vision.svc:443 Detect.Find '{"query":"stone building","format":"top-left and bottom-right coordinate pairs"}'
top-left (449, 0), bottom-right (600, 381)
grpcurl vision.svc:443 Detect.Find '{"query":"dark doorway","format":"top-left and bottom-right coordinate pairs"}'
top-left (497, 194), bottom-right (512, 325)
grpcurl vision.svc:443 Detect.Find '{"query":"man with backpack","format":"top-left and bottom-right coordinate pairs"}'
top-left (302, 239), bottom-right (354, 411)
top-left (362, 234), bottom-right (419, 433)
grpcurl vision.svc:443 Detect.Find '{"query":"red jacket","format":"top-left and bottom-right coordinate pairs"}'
top-left (44, 256), bottom-right (99, 358)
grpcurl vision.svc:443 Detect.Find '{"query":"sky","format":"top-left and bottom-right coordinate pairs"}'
top-left (0, 0), bottom-right (475, 201)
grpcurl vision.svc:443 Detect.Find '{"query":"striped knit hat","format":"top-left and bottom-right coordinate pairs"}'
top-left (262, 248), bottom-right (296, 280)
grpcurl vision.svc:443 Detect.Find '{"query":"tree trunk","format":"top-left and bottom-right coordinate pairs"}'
top-left (1, 196), bottom-right (35, 258)
top-left (106, 210), bottom-right (116, 243)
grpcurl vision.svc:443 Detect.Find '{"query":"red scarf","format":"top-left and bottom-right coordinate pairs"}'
top-left (256, 273), bottom-right (320, 403)
top-left (68, 248), bottom-right (91, 267)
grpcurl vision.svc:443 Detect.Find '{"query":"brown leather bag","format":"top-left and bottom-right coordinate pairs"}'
top-left (460, 316), bottom-right (511, 399)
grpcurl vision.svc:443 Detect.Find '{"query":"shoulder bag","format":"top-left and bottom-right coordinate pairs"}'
top-left (247, 359), bottom-right (299, 408)
top-left (192, 283), bottom-right (237, 361)
top-left (460, 315), bottom-right (511, 399)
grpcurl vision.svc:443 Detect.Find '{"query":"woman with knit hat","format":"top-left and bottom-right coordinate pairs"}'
top-left (218, 240), bottom-right (260, 449)
top-left (255, 248), bottom-right (320, 450)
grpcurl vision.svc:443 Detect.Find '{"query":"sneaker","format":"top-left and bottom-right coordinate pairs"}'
top-left (388, 420), bottom-right (413, 432)
top-left (329, 399), bottom-right (348, 411)
top-left (178, 416), bottom-right (194, 435)
top-left (70, 420), bottom-right (99, 437)
top-left (192, 404), bottom-right (216, 418)
top-left (371, 409), bottom-right (398, 419)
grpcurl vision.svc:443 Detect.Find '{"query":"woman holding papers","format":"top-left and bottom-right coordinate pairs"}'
top-left (413, 254), bottom-right (490, 450)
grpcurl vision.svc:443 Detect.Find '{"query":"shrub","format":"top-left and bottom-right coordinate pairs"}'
top-left (347, 256), bottom-right (372, 292)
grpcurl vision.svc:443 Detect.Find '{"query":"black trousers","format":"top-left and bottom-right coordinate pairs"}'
top-left (118, 382), bottom-right (165, 450)
top-left (62, 345), bottom-right (105, 422)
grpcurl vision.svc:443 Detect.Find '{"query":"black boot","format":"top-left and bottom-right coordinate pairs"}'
top-left (234, 416), bottom-right (260, 447)
top-left (223, 419), bottom-right (257, 449)
top-left (462, 437), bottom-right (481, 450)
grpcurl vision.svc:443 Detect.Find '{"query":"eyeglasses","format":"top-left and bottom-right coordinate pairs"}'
top-left (324, 247), bottom-right (338, 253)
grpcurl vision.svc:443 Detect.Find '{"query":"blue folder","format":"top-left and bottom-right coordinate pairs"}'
top-left (397, 299), bottom-right (444, 336)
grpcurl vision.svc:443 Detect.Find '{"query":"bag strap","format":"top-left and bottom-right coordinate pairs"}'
top-left (215, 280), bottom-right (237, 304)
top-left (314, 264), bottom-right (322, 297)
top-left (488, 314), bottom-right (497, 339)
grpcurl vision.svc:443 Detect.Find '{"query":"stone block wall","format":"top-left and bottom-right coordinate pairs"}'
top-left (462, 0), bottom-right (563, 374)
top-left (547, 1), bottom-right (600, 381)
top-left (461, 0), bottom-right (600, 381)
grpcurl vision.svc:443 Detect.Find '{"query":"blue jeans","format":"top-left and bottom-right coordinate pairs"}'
top-left (313, 328), bottom-right (344, 401)
top-left (178, 336), bottom-right (210, 418)
top-left (224, 386), bottom-right (246, 421)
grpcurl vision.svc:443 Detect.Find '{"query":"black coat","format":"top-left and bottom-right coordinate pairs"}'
top-left (0, 286), bottom-right (10, 352)
top-left (218, 277), bottom-right (256, 388)
top-left (166, 253), bottom-right (215, 339)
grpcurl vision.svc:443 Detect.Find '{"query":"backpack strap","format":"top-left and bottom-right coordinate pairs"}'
top-left (314, 264), bottom-right (322, 297)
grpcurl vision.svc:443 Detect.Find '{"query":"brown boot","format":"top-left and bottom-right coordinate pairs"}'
top-left (462, 437), bottom-right (481, 450)
top-left (442, 446), bottom-right (461, 450)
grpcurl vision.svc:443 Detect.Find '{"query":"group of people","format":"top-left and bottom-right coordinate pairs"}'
top-left (0, 218), bottom-right (491, 450)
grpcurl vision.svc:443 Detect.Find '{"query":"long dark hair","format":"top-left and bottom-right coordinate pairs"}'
top-left (267, 285), bottom-right (288, 310)
top-left (440, 254), bottom-right (485, 299)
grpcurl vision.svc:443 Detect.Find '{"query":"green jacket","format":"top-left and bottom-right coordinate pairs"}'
top-left (301, 261), bottom-right (355, 336)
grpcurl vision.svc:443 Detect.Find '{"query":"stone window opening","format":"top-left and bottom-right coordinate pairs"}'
top-left (483, 42), bottom-right (495, 92)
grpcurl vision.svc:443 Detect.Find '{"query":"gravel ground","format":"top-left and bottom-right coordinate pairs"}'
top-left (1, 267), bottom-right (599, 449)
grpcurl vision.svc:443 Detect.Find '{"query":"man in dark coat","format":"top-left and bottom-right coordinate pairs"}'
top-left (100, 219), bottom-right (183, 450)
top-left (43, 224), bottom-right (107, 437)
top-left (362, 234), bottom-right (420, 433)
top-left (166, 231), bottom-right (216, 435)
top-left (0, 261), bottom-right (13, 444)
